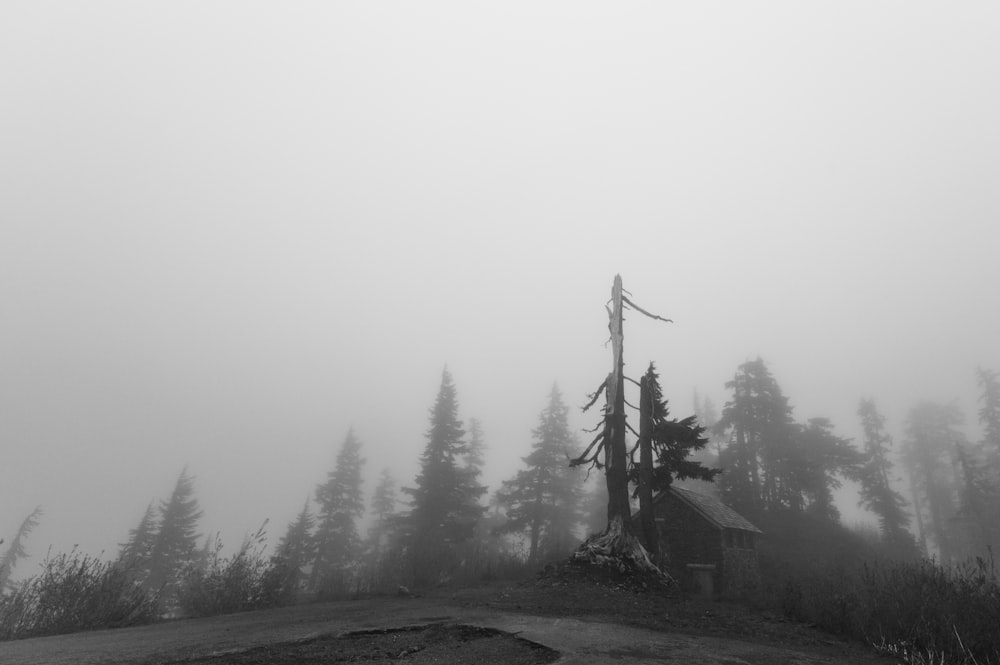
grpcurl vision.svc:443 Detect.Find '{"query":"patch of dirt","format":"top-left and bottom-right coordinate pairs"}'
top-left (163, 623), bottom-right (558, 665)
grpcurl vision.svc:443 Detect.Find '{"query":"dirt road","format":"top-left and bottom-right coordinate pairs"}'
top-left (0, 594), bottom-right (887, 665)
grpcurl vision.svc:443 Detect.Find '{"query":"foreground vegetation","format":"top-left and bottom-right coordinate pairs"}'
top-left (2, 536), bottom-right (998, 665)
top-left (774, 553), bottom-right (1000, 665)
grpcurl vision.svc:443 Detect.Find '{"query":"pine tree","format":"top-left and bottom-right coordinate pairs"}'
top-left (404, 369), bottom-right (486, 544)
top-left (954, 443), bottom-right (999, 557)
top-left (147, 468), bottom-right (203, 594)
top-left (118, 501), bottom-right (158, 581)
top-left (714, 358), bottom-right (796, 516)
top-left (367, 468), bottom-right (399, 554)
top-left (496, 385), bottom-right (584, 563)
top-left (691, 390), bottom-right (723, 468)
top-left (969, 366), bottom-right (1000, 556)
top-left (632, 364), bottom-right (719, 556)
top-left (465, 418), bottom-right (487, 473)
top-left (856, 398), bottom-right (912, 553)
top-left (312, 428), bottom-right (365, 595)
top-left (788, 418), bottom-right (863, 522)
top-left (362, 468), bottom-right (401, 591)
top-left (459, 417), bottom-right (489, 522)
top-left (402, 369), bottom-right (487, 584)
top-left (275, 500), bottom-right (315, 595)
top-left (0, 506), bottom-right (43, 592)
top-left (902, 402), bottom-right (964, 564)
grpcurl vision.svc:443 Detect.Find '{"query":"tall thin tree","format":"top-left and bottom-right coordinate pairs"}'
top-left (146, 467), bottom-right (202, 599)
top-left (403, 369), bottom-right (486, 583)
top-left (856, 398), bottom-right (912, 553)
top-left (496, 384), bottom-right (584, 562)
top-left (312, 428), bottom-right (365, 595)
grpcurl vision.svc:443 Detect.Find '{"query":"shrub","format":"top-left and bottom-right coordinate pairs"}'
top-left (0, 549), bottom-right (158, 640)
top-left (175, 529), bottom-right (291, 618)
top-left (772, 554), bottom-right (1000, 665)
top-left (858, 555), bottom-right (1000, 665)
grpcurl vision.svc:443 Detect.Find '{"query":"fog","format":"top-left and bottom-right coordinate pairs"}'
top-left (2, 2), bottom-right (999, 574)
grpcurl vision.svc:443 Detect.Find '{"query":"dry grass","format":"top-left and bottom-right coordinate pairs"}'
top-left (778, 555), bottom-right (1000, 665)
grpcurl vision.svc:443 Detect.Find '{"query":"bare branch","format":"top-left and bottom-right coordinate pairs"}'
top-left (570, 430), bottom-right (607, 467)
top-left (581, 378), bottom-right (609, 413)
top-left (622, 295), bottom-right (673, 324)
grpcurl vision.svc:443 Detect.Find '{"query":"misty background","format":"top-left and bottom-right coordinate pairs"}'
top-left (2, 2), bottom-right (998, 575)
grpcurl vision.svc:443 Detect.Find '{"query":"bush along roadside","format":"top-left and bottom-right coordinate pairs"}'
top-left (779, 555), bottom-right (1000, 665)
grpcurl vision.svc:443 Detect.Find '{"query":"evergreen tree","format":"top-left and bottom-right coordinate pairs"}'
top-left (311, 428), bottom-right (365, 595)
top-left (954, 443), bottom-right (999, 557)
top-left (714, 358), bottom-right (796, 516)
top-left (901, 402), bottom-right (964, 564)
top-left (631, 364), bottom-right (719, 556)
top-left (465, 418), bottom-right (487, 473)
top-left (404, 369), bottom-right (486, 546)
top-left (459, 417), bottom-right (489, 519)
top-left (856, 398), bottom-right (912, 552)
top-left (0, 506), bottom-right (43, 592)
top-left (362, 468), bottom-right (400, 591)
top-left (367, 468), bottom-right (399, 553)
top-left (496, 385), bottom-right (584, 563)
top-left (118, 501), bottom-right (158, 580)
top-left (788, 418), bottom-right (862, 522)
top-left (147, 467), bottom-right (203, 594)
top-left (691, 390), bottom-right (723, 466)
top-left (275, 500), bottom-right (315, 594)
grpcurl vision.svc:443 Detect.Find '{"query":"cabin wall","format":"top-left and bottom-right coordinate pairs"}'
top-left (721, 544), bottom-right (761, 596)
top-left (651, 495), bottom-right (762, 597)
top-left (654, 494), bottom-right (723, 589)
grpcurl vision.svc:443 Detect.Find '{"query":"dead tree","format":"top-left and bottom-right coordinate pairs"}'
top-left (570, 275), bottom-right (671, 576)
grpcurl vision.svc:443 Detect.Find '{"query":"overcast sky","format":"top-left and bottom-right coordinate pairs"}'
top-left (2, 2), bottom-right (999, 570)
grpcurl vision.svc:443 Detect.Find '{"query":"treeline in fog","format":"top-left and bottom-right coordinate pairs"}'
top-left (0, 368), bottom-right (600, 636)
top-left (2, 360), bottom-right (999, 662)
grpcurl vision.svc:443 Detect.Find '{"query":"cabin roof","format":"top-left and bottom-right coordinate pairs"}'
top-left (659, 486), bottom-right (763, 534)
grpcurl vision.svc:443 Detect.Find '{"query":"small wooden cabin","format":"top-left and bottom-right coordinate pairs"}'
top-left (639, 486), bottom-right (763, 597)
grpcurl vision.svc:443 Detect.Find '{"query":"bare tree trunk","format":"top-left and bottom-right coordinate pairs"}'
top-left (605, 274), bottom-right (632, 533)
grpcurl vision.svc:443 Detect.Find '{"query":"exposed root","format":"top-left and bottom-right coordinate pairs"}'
top-left (569, 517), bottom-right (673, 587)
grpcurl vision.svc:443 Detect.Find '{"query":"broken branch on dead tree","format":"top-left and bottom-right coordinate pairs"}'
top-left (570, 430), bottom-right (607, 467)
top-left (622, 295), bottom-right (673, 324)
top-left (581, 379), bottom-right (609, 413)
